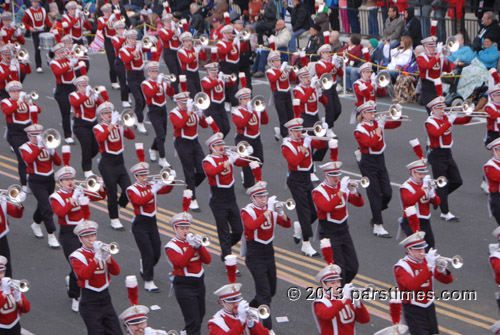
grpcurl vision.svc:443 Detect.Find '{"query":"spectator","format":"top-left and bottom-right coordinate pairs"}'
top-left (383, 5), bottom-right (404, 48)
top-left (366, 0), bottom-right (378, 36)
top-left (378, 0), bottom-right (390, 24)
top-left (368, 38), bottom-right (384, 64)
top-left (249, 0), bottom-right (263, 22)
top-left (304, 23), bottom-right (324, 62)
top-left (472, 11), bottom-right (500, 52)
top-left (340, 34), bottom-right (363, 91)
top-left (205, 0), bottom-right (228, 23)
top-left (387, 35), bottom-right (413, 78)
top-left (347, 0), bottom-right (361, 33)
top-left (403, 7), bottom-right (421, 47)
top-left (284, 0), bottom-right (309, 53)
top-left (252, 19), bottom-right (291, 76)
top-left (475, 37), bottom-right (500, 69)
top-left (189, 3), bottom-right (205, 36)
top-left (199, 0), bottom-right (215, 32)
top-left (312, 0), bottom-right (330, 32)
top-left (255, 0), bottom-right (277, 44)
top-left (329, 30), bottom-right (342, 53)
top-left (146, 13), bottom-right (161, 37)
top-left (339, 0), bottom-right (349, 33)
top-left (432, 0), bottom-right (447, 42)
top-left (171, 0), bottom-right (191, 17)
top-left (417, 0), bottom-right (432, 38)
top-left (327, 0), bottom-right (340, 31)
top-left (448, 33), bottom-right (475, 64)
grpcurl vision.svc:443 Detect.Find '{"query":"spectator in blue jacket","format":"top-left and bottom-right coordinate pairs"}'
top-left (448, 33), bottom-right (475, 65)
top-left (476, 37), bottom-right (500, 69)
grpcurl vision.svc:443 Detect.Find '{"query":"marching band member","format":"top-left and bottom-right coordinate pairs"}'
top-left (141, 61), bottom-right (174, 168)
top-left (158, 13), bottom-right (181, 93)
top-left (201, 60), bottom-right (235, 138)
top-left (312, 264), bottom-right (370, 335)
top-left (69, 75), bottom-right (109, 177)
top-left (127, 143), bottom-right (174, 292)
top-left (315, 40), bottom-right (343, 129)
top-left (22, 0), bottom-right (52, 72)
top-left (353, 63), bottom-right (386, 108)
top-left (97, 3), bottom-right (120, 89)
top-left (119, 29), bottom-right (151, 134)
top-left (281, 118), bottom-right (326, 257)
top-left (70, 221), bottom-right (122, 334)
top-left (0, 13), bottom-right (25, 46)
top-left (62, 1), bottom-right (93, 45)
top-left (50, 42), bottom-right (86, 144)
top-left (354, 101), bottom-right (401, 238)
top-left (265, 50), bottom-right (295, 140)
top-left (484, 138), bottom-right (500, 225)
top-left (93, 102), bottom-right (135, 231)
top-left (111, 20), bottom-right (131, 108)
top-left (0, 256), bottom-right (30, 335)
top-left (208, 283), bottom-right (269, 335)
top-left (177, 30), bottom-right (207, 98)
top-left (489, 227), bottom-right (500, 309)
top-left (1, 80), bottom-right (39, 190)
top-left (50, 147), bottom-right (107, 312)
top-left (0, 186), bottom-right (24, 278)
top-left (19, 123), bottom-right (62, 249)
top-left (165, 206), bottom-right (212, 335)
top-left (232, 83), bottom-right (268, 188)
top-left (312, 159), bottom-right (364, 284)
top-left (241, 181), bottom-right (291, 330)
top-left (394, 231), bottom-right (453, 334)
top-left (484, 77), bottom-right (500, 146)
top-left (425, 96), bottom-right (470, 222)
top-left (169, 91), bottom-right (218, 211)
top-left (0, 45), bottom-right (30, 99)
top-left (120, 303), bottom-right (162, 335)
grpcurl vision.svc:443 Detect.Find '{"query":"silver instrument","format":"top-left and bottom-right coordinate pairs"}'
top-left (348, 177), bottom-right (370, 189)
top-left (161, 73), bottom-right (177, 83)
top-left (75, 175), bottom-right (102, 193)
top-left (375, 70), bottom-right (391, 88)
top-left (193, 92), bottom-right (210, 110)
top-left (443, 36), bottom-right (459, 55)
top-left (437, 255), bottom-right (463, 269)
top-left (315, 73), bottom-right (334, 90)
top-left (42, 128), bottom-right (62, 149)
top-left (274, 198), bottom-right (296, 211)
top-left (101, 241), bottom-right (120, 255)
top-left (28, 91), bottom-right (39, 100)
top-left (302, 121), bottom-right (327, 137)
top-left (194, 35), bottom-right (209, 47)
top-left (187, 233), bottom-right (210, 247)
top-left (444, 101), bottom-right (488, 117)
top-left (120, 109), bottom-right (137, 127)
top-left (222, 73), bottom-right (237, 82)
top-left (247, 305), bottom-right (270, 320)
top-left (39, 32), bottom-right (56, 50)
top-left (224, 141), bottom-right (262, 163)
top-left (241, 29), bottom-right (250, 40)
top-left (142, 35), bottom-right (157, 49)
top-left (148, 167), bottom-right (187, 186)
top-left (429, 176), bottom-right (447, 188)
top-left (10, 279), bottom-right (29, 293)
top-left (251, 95), bottom-right (266, 112)
top-left (376, 104), bottom-right (410, 121)
top-left (284, 65), bottom-right (299, 73)
top-left (342, 51), bottom-right (349, 63)
top-left (0, 184), bottom-right (24, 207)
top-left (17, 48), bottom-right (29, 62)
top-left (73, 46), bottom-right (87, 58)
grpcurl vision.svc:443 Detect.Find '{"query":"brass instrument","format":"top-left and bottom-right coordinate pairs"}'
top-left (187, 233), bottom-right (210, 247)
top-left (73, 46), bottom-right (87, 58)
top-left (193, 35), bottom-right (209, 47)
top-left (17, 48), bottom-right (29, 62)
top-left (120, 109), bottom-right (137, 127)
top-left (375, 70), bottom-right (391, 88)
top-left (429, 176), bottom-right (447, 188)
top-left (74, 175), bottom-right (102, 193)
top-left (83, 3), bottom-right (91, 17)
top-left (28, 91), bottom-right (39, 100)
top-left (444, 101), bottom-right (488, 117)
top-left (42, 128), bottom-right (61, 149)
top-left (0, 184), bottom-right (24, 206)
top-left (376, 104), bottom-right (410, 121)
top-left (224, 141), bottom-right (262, 163)
top-left (436, 254), bottom-right (463, 269)
top-left (443, 36), bottom-right (459, 55)
top-left (348, 177), bottom-right (370, 189)
top-left (284, 65), bottom-right (299, 73)
top-left (101, 241), bottom-right (120, 254)
top-left (142, 35), bottom-right (157, 49)
top-left (302, 121), bottom-right (327, 137)
top-left (222, 73), bottom-right (237, 82)
top-left (10, 279), bottom-right (29, 293)
top-left (251, 95), bottom-right (265, 112)
top-left (247, 305), bottom-right (271, 320)
top-left (241, 29), bottom-right (250, 40)
top-left (93, 85), bottom-right (105, 94)
top-left (274, 198), bottom-right (296, 211)
top-left (13, 42), bottom-right (21, 51)
top-left (315, 73), bottom-right (334, 90)
top-left (161, 73), bottom-right (177, 83)
top-left (342, 51), bottom-right (349, 63)
top-left (193, 92), bottom-right (210, 110)
top-left (148, 167), bottom-right (187, 186)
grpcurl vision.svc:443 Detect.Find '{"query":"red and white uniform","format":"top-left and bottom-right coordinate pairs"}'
top-left (266, 67), bottom-right (296, 92)
top-left (70, 91), bottom-right (109, 122)
top-left (201, 76), bottom-right (235, 104)
top-left (165, 237), bottom-right (211, 277)
top-left (400, 179), bottom-right (440, 219)
top-left (50, 58), bottom-right (81, 85)
top-left (0, 288), bottom-right (29, 330)
top-left (62, 13), bottom-right (92, 41)
top-left (416, 54), bottom-right (452, 81)
top-left (19, 142), bottom-right (62, 176)
top-left (126, 182), bottom-right (173, 217)
top-left (1, 99), bottom-right (40, 125)
top-left (293, 84), bottom-right (327, 117)
top-left (141, 79), bottom-right (174, 107)
top-left (315, 59), bottom-right (343, 85)
top-left (97, 16), bottom-right (116, 38)
top-left (0, 201), bottom-right (23, 239)
top-left (50, 188), bottom-right (107, 226)
top-left (210, 26), bottom-right (223, 42)
top-left (484, 158), bottom-right (500, 193)
top-left (354, 120), bottom-right (401, 154)
top-left (208, 309), bottom-right (269, 335)
top-left (203, 154), bottom-right (249, 188)
top-left (169, 107), bottom-right (209, 139)
top-left (281, 137), bottom-right (326, 172)
top-left (111, 35), bottom-right (126, 57)
top-left (93, 123), bottom-right (135, 155)
top-left (119, 45), bottom-right (150, 71)
top-left (312, 296), bottom-right (370, 335)
top-left (22, 6), bottom-right (52, 32)
top-left (484, 101), bottom-right (500, 132)
top-left (425, 114), bottom-right (470, 149)
top-left (177, 47), bottom-right (207, 72)
top-left (70, 246), bottom-right (120, 291)
top-left (217, 39), bottom-right (247, 64)
top-left (50, 21), bottom-right (63, 43)
top-left (158, 26), bottom-right (180, 51)
top-left (0, 62), bottom-right (30, 90)
top-left (231, 106), bottom-right (269, 139)
top-left (241, 203), bottom-right (291, 244)
top-left (0, 25), bottom-right (25, 45)
top-left (353, 78), bottom-right (380, 107)
top-left (490, 249), bottom-right (500, 286)
top-left (312, 182), bottom-right (364, 223)
top-left (394, 255), bottom-right (453, 307)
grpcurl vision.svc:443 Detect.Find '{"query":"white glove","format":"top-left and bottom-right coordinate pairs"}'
top-left (377, 116), bottom-right (386, 129)
top-left (194, 45), bottom-right (201, 54)
top-left (427, 186), bottom-right (436, 199)
top-left (187, 99), bottom-right (194, 112)
top-left (20, 53), bottom-right (29, 64)
top-left (151, 46), bottom-right (157, 54)
top-left (85, 85), bottom-right (93, 97)
top-left (303, 135), bottom-right (312, 147)
top-left (18, 91), bottom-right (26, 102)
top-left (75, 9), bottom-right (81, 17)
top-left (436, 258), bottom-right (448, 273)
top-left (218, 71), bottom-right (224, 81)
top-left (94, 244), bottom-right (103, 262)
top-left (423, 175), bottom-right (432, 189)
top-left (246, 145), bottom-right (254, 155)
top-left (447, 112), bottom-right (458, 123)
top-left (227, 151), bottom-right (239, 164)
top-left (186, 233), bottom-right (197, 247)
top-left (331, 54), bottom-right (338, 65)
top-left (237, 300), bottom-right (249, 323)
top-left (1, 278), bottom-right (11, 295)
top-left (340, 176), bottom-right (350, 193)
top-left (29, 105), bottom-right (37, 113)
top-left (267, 195), bottom-right (277, 211)
top-left (69, 58), bottom-right (78, 67)
top-left (101, 245), bottom-right (111, 262)
top-left (192, 234), bottom-right (202, 249)
top-left (311, 76), bottom-right (319, 88)
top-left (151, 180), bottom-right (163, 193)
top-left (72, 187), bottom-right (83, 200)
top-left (326, 129), bottom-right (336, 139)
top-left (36, 135), bottom-right (44, 148)
top-left (436, 42), bottom-right (443, 54)
top-left (358, 82), bottom-right (367, 91)
top-left (249, 161), bottom-right (259, 170)
top-left (9, 64), bottom-right (17, 72)
top-left (246, 101), bottom-right (253, 112)
top-left (12, 288), bottom-right (21, 302)
top-left (425, 248), bottom-right (439, 271)
top-left (299, 50), bottom-right (306, 58)
top-left (78, 196), bottom-right (90, 206)
top-left (342, 283), bottom-right (354, 301)
top-left (280, 61), bottom-right (288, 72)
top-left (328, 138), bottom-right (338, 149)
top-left (205, 116), bottom-right (214, 124)
top-left (157, 73), bottom-right (164, 84)
top-left (78, 61), bottom-right (86, 69)
top-left (111, 111), bottom-right (120, 125)
top-left (0, 196), bottom-right (6, 206)
top-left (370, 72), bottom-right (377, 86)
top-left (114, 9), bottom-right (121, 14)
top-left (18, 192), bottom-right (26, 203)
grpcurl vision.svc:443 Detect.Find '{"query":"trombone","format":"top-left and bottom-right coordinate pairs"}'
top-left (0, 184), bottom-right (24, 207)
top-left (444, 101), bottom-right (488, 117)
top-left (314, 73), bottom-right (334, 90)
top-left (437, 255), bottom-right (463, 269)
top-left (376, 104), bottom-right (410, 121)
top-left (74, 174), bottom-right (102, 193)
top-left (120, 109), bottom-right (137, 127)
top-left (429, 176), bottom-right (447, 188)
top-left (348, 177), bottom-right (370, 189)
top-left (42, 128), bottom-right (61, 149)
top-left (224, 141), bottom-right (262, 163)
top-left (274, 198), bottom-right (296, 211)
top-left (302, 121), bottom-right (327, 137)
top-left (251, 95), bottom-right (266, 112)
top-left (148, 167), bottom-right (187, 186)
top-left (10, 279), bottom-right (29, 293)
top-left (193, 92), bottom-right (210, 110)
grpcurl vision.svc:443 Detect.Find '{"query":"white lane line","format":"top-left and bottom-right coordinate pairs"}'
top-left (341, 169), bottom-right (403, 188)
top-left (21, 328), bottom-right (35, 335)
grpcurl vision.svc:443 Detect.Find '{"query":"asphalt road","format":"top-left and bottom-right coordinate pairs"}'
top-left (3, 40), bottom-right (498, 335)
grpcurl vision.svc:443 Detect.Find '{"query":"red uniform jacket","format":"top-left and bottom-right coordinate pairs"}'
top-left (293, 84), bottom-right (327, 117)
top-left (22, 6), bottom-right (52, 31)
top-left (1, 99), bottom-right (40, 125)
top-left (70, 91), bottom-right (109, 122)
top-left (112, 35), bottom-right (126, 57)
top-left (50, 58), bottom-right (84, 85)
top-left (141, 79), bottom-right (174, 107)
top-left (281, 137), bottom-right (326, 172)
top-left (241, 203), bottom-right (291, 244)
top-left (93, 123), bottom-right (135, 155)
top-left (0, 201), bottom-right (23, 239)
top-left (484, 158), bottom-right (500, 193)
top-left (425, 114), bottom-right (471, 149)
top-left (177, 46), bottom-right (207, 72)
top-left (210, 26), bottom-right (223, 42)
top-left (485, 101), bottom-right (500, 132)
top-left (0, 290), bottom-right (29, 329)
top-left (0, 26), bottom-right (25, 45)
top-left (208, 309), bottom-right (269, 335)
top-left (400, 179), bottom-right (440, 219)
top-left (266, 67), bottom-right (296, 92)
top-left (201, 76), bottom-right (235, 104)
top-left (165, 237), bottom-right (211, 277)
top-left (62, 14), bottom-right (92, 40)
top-left (0, 62), bottom-right (30, 90)
top-left (119, 44), bottom-right (151, 71)
top-left (417, 53), bottom-right (452, 80)
top-left (312, 182), bottom-right (364, 223)
top-left (19, 142), bottom-right (61, 176)
top-left (158, 26), bottom-right (180, 51)
top-left (217, 39), bottom-right (247, 64)
top-left (50, 188), bottom-right (106, 226)
top-left (169, 107), bottom-right (208, 140)
top-left (313, 296), bottom-right (369, 335)
top-left (353, 79), bottom-right (379, 107)
top-left (202, 154), bottom-right (249, 188)
top-left (490, 250), bottom-right (500, 286)
top-left (97, 16), bottom-right (116, 38)
top-left (126, 182), bottom-right (173, 217)
top-left (315, 59), bottom-right (343, 84)
top-left (231, 106), bottom-right (269, 139)
top-left (354, 120), bottom-right (401, 154)
top-left (70, 247), bottom-right (120, 291)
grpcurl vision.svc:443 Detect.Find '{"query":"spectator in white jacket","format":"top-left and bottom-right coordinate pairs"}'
top-left (387, 35), bottom-right (413, 80)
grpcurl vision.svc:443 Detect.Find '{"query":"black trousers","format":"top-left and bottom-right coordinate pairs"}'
top-left (173, 276), bottom-right (206, 335)
top-left (235, 134), bottom-right (264, 188)
top-left (181, 70), bottom-right (201, 99)
top-left (358, 153), bottom-right (392, 225)
top-left (98, 153), bottom-right (131, 219)
top-left (287, 171), bottom-right (317, 241)
top-left (126, 70), bottom-right (146, 123)
top-left (148, 106), bottom-right (167, 158)
top-left (273, 91), bottom-right (294, 137)
top-left (245, 241), bottom-right (276, 330)
top-left (209, 187), bottom-right (243, 262)
top-left (73, 118), bottom-right (99, 172)
top-left (79, 288), bottom-right (122, 335)
top-left (174, 138), bottom-right (205, 200)
top-left (220, 62), bottom-right (239, 106)
top-left (7, 125), bottom-right (28, 186)
top-left (319, 220), bottom-right (358, 284)
top-left (59, 225), bottom-right (82, 299)
top-left (490, 192), bottom-right (500, 225)
top-left (401, 217), bottom-right (435, 250)
top-left (163, 48), bottom-right (180, 93)
top-left (403, 303), bottom-right (439, 335)
top-left (205, 102), bottom-right (230, 137)
top-left (32, 31), bottom-right (42, 68)
top-left (322, 84), bottom-right (342, 128)
top-left (114, 58), bottom-right (129, 102)
top-left (427, 148), bottom-right (462, 214)
top-left (0, 89), bottom-right (7, 100)
top-left (28, 174), bottom-right (56, 234)
top-left (54, 84), bottom-right (76, 138)
top-left (301, 113), bottom-right (327, 162)
top-left (132, 215), bottom-right (161, 281)
top-left (421, 79), bottom-right (437, 115)
top-left (329, 7), bottom-right (340, 31)
top-left (103, 37), bottom-right (117, 84)
top-left (0, 321), bottom-right (21, 334)
top-left (0, 236), bottom-right (12, 278)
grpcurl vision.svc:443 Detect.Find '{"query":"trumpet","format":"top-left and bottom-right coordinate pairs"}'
top-left (314, 73), bottom-right (334, 90)
top-left (251, 95), bottom-right (266, 112)
top-left (120, 109), bottom-right (137, 127)
top-left (13, 42), bottom-right (21, 51)
top-left (302, 121), bottom-right (327, 137)
top-left (74, 174), bottom-right (102, 193)
top-left (193, 92), bottom-right (210, 110)
top-left (437, 255), bottom-right (463, 269)
top-left (428, 176), bottom-right (447, 188)
top-left (17, 48), bottom-right (29, 62)
top-left (284, 65), bottom-right (299, 73)
top-left (42, 128), bottom-right (61, 149)
top-left (93, 85), bottom-right (105, 94)
top-left (142, 35), bottom-right (157, 49)
top-left (10, 279), bottom-right (29, 293)
top-left (443, 36), bottom-right (459, 55)
top-left (161, 73), bottom-right (177, 83)
top-left (348, 177), bottom-right (370, 188)
top-left (194, 35), bottom-right (209, 46)
top-left (83, 3), bottom-right (91, 17)
top-left (274, 198), bottom-right (296, 211)
top-left (0, 184), bottom-right (24, 206)
top-left (187, 233), bottom-right (210, 247)
top-left (375, 70), bottom-right (391, 88)
top-left (148, 167), bottom-right (187, 186)
top-left (101, 241), bottom-right (120, 254)
top-left (241, 29), bottom-right (250, 40)
top-left (247, 305), bottom-right (271, 320)
top-left (73, 46), bottom-right (88, 58)
top-left (222, 73), bottom-right (237, 82)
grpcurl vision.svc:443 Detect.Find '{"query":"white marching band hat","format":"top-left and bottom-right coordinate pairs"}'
top-left (73, 220), bottom-right (99, 237)
top-left (119, 305), bottom-right (149, 325)
top-left (213, 283), bottom-right (243, 302)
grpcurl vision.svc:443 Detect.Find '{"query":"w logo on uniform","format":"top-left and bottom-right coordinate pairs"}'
top-left (339, 304), bottom-right (355, 324)
top-left (34, 12), bottom-right (43, 21)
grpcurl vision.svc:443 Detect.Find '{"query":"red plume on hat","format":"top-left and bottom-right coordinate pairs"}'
top-left (329, 138), bottom-right (338, 161)
top-left (224, 254), bottom-right (238, 283)
top-left (211, 47), bottom-right (218, 62)
top-left (135, 142), bottom-right (145, 163)
top-left (430, 20), bottom-right (438, 37)
top-left (62, 145), bottom-right (71, 166)
top-left (323, 31), bottom-right (330, 45)
top-left (179, 75), bottom-right (187, 92)
top-left (126, 275), bottom-right (139, 305)
top-left (405, 206), bottom-right (420, 232)
top-left (239, 72), bottom-right (247, 89)
top-left (30, 109), bottom-right (39, 125)
top-left (293, 99), bottom-right (301, 118)
top-left (409, 138), bottom-right (424, 160)
top-left (182, 19), bottom-right (188, 33)
top-left (223, 12), bottom-right (230, 25)
top-left (163, 1), bottom-right (171, 13)
top-left (250, 161), bottom-right (262, 182)
top-left (320, 238), bottom-right (334, 264)
top-left (389, 293), bottom-right (402, 325)
top-left (182, 189), bottom-right (192, 212)
top-left (268, 35), bottom-right (275, 51)
top-left (490, 68), bottom-right (500, 85)
top-left (362, 47), bottom-right (370, 62)
top-left (434, 77), bottom-right (443, 97)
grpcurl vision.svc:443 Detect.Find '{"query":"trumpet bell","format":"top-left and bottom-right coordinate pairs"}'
top-left (285, 198), bottom-right (296, 210)
top-left (94, 86), bottom-right (105, 93)
top-left (160, 167), bottom-right (176, 184)
top-left (7, 184), bottom-right (22, 203)
top-left (19, 279), bottom-right (29, 293)
top-left (194, 92), bottom-right (210, 110)
top-left (359, 176), bottom-right (370, 188)
top-left (451, 255), bottom-right (463, 269)
top-left (121, 109), bottom-right (137, 127)
top-left (251, 95), bottom-right (266, 112)
top-left (13, 42), bottom-right (21, 50)
top-left (17, 48), bottom-right (29, 61)
top-left (42, 128), bottom-right (62, 149)
top-left (199, 35), bottom-right (209, 46)
top-left (168, 73), bottom-right (177, 83)
top-left (109, 242), bottom-right (120, 254)
top-left (319, 73), bottom-right (334, 90)
top-left (257, 305), bottom-right (271, 319)
top-left (446, 36), bottom-right (459, 53)
top-left (376, 70), bottom-right (391, 88)
top-left (236, 141), bottom-right (252, 156)
top-left (29, 91), bottom-right (39, 100)
top-left (312, 121), bottom-right (327, 137)
top-left (201, 236), bottom-right (210, 247)
top-left (241, 29), bottom-right (250, 40)
top-left (436, 176), bottom-right (448, 188)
